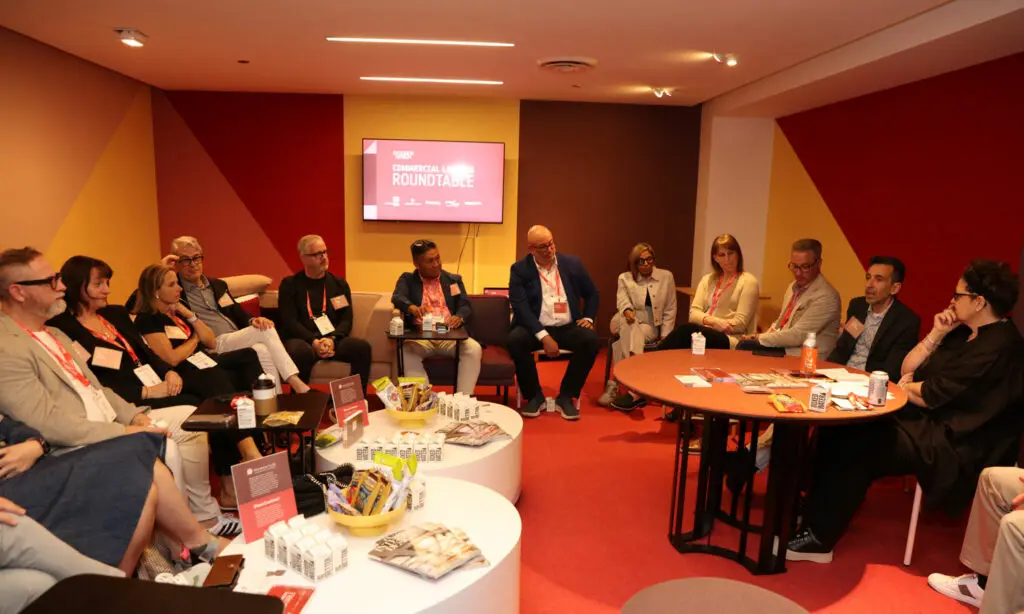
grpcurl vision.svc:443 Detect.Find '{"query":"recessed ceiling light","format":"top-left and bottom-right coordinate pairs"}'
top-left (329, 37), bottom-right (513, 48)
top-left (360, 77), bottom-right (503, 85)
top-left (114, 28), bottom-right (148, 48)
top-left (712, 53), bottom-right (739, 67)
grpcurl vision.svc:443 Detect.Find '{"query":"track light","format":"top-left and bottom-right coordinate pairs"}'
top-left (712, 53), bottom-right (738, 67)
top-left (115, 28), bottom-right (148, 48)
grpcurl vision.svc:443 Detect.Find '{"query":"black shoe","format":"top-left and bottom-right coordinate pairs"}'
top-left (555, 395), bottom-right (580, 421)
top-left (723, 449), bottom-right (748, 496)
top-left (786, 528), bottom-right (834, 563)
top-left (521, 395), bottom-right (545, 418)
top-left (610, 393), bottom-right (646, 412)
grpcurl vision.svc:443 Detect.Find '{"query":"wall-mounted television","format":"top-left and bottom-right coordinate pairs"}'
top-left (362, 138), bottom-right (505, 223)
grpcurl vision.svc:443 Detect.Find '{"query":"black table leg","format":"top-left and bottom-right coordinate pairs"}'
top-left (453, 339), bottom-right (461, 393)
top-left (396, 338), bottom-right (405, 377)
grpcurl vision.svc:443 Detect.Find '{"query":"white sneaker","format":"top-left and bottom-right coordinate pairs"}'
top-left (927, 572), bottom-right (984, 608)
top-left (598, 381), bottom-right (617, 406)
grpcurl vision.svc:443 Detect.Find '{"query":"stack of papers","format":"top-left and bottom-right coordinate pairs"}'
top-left (816, 368), bottom-right (870, 383)
top-left (675, 375), bottom-right (712, 388)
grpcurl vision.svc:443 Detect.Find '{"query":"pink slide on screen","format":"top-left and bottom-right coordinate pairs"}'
top-left (362, 139), bottom-right (505, 223)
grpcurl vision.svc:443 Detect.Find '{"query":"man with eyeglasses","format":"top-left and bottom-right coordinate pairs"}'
top-left (508, 225), bottom-right (600, 420)
top-left (390, 239), bottom-right (482, 395)
top-left (737, 238), bottom-right (841, 356)
top-left (160, 236), bottom-right (311, 394)
top-left (277, 235), bottom-right (372, 393)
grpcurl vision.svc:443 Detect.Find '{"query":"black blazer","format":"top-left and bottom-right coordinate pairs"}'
top-left (391, 270), bottom-right (472, 331)
top-left (278, 271), bottom-right (355, 343)
top-left (826, 296), bottom-right (921, 382)
top-left (125, 275), bottom-right (252, 331)
top-left (48, 306), bottom-right (173, 404)
top-left (509, 253), bottom-right (598, 335)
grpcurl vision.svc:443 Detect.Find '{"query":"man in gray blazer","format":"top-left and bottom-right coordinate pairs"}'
top-left (0, 247), bottom-right (224, 525)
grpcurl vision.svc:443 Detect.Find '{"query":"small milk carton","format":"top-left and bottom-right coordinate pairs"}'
top-left (314, 529), bottom-right (334, 544)
top-left (808, 384), bottom-right (831, 413)
top-left (291, 536), bottom-right (316, 573)
top-left (407, 478), bottom-right (426, 511)
top-left (278, 530), bottom-right (303, 566)
top-left (398, 439), bottom-right (413, 461)
top-left (691, 331), bottom-right (706, 356)
top-left (235, 397), bottom-right (257, 429)
top-left (327, 535), bottom-right (349, 571)
top-left (286, 514), bottom-right (307, 530)
top-left (414, 436), bottom-right (430, 463)
top-left (471, 398), bottom-right (481, 419)
top-left (355, 440), bottom-right (370, 462)
top-left (369, 437), bottom-right (385, 459)
top-left (428, 435), bottom-right (444, 462)
top-left (384, 435), bottom-right (400, 458)
top-left (303, 544), bottom-right (334, 582)
top-left (264, 521), bottom-right (289, 560)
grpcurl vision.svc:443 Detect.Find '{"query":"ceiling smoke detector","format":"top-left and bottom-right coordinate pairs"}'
top-left (537, 56), bottom-right (598, 74)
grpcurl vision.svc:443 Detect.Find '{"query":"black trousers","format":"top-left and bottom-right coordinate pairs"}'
top-left (508, 324), bottom-right (599, 401)
top-left (284, 336), bottom-right (373, 393)
top-left (657, 323), bottom-right (732, 351)
top-left (802, 418), bottom-right (920, 548)
top-left (211, 348), bottom-right (265, 393)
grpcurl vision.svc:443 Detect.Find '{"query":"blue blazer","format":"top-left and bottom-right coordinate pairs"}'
top-left (391, 270), bottom-right (473, 332)
top-left (509, 253), bottom-right (599, 335)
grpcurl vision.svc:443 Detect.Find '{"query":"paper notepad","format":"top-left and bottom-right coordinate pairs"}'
top-left (827, 383), bottom-right (895, 400)
top-left (816, 368), bottom-right (870, 383)
top-left (675, 375), bottom-right (712, 388)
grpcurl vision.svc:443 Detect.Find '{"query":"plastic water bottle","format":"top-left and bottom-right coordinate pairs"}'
top-left (801, 332), bottom-right (818, 375)
top-left (389, 309), bottom-right (404, 336)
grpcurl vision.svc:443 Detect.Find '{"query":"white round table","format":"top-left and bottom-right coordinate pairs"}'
top-left (316, 403), bottom-right (524, 503)
top-left (226, 477), bottom-right (522, 614)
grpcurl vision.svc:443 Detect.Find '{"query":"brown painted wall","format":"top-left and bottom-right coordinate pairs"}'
top-left (516, 100), bottom-right (701, 336)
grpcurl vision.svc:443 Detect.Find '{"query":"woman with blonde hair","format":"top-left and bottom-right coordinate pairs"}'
top-left (659, 234), bottom-right (760, 350)
top-left (598, 242), bottom-right (677, 411)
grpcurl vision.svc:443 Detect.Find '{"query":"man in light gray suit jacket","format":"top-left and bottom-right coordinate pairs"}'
top-left (0, 248), bottom-right (222, 524)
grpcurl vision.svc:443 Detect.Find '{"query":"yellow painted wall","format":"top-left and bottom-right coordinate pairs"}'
top-left (46, 87), bottom-right (162, 303)
top-left (343, 96), bottom-right (520, 293)
top-left (762, 124), bottom-right (865, 323)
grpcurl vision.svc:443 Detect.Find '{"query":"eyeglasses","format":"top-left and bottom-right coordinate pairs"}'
top-left (788, 259), bottom-right (819, 272)
top-left (176, 255), bottom-right (204, 267)
top-left (303, 250), bottom-right (330, 259)
top-left (530, 240), bottom-right (555, 251)
top-left (14, 273), bottom-right (62, 290)
top-left (636, 257), bottom-right (655, 265)
top-left (952, 291), bottom-right (979, 301)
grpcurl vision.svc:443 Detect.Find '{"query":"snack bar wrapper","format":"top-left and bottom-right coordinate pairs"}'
top-left (373, 376), bottom-right (402, 410)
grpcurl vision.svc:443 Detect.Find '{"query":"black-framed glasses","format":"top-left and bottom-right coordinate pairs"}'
top-left (14, 273), bottom-right (61, 290)
top-left (636, 256), bottom-right (655, 265)
top-left (952, 291), bottom-right (979, 301)
top-left (530, 240), bottom-right (555, 251)
top-left (176, 255), bottom-right (204, 267)
top-left (788, 259), bottom-right (819, 272)
top-left (303, 250), bottom-right (330, 259)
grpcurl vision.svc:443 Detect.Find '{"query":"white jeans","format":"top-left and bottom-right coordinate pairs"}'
top-left (609, 313), bottom-right (659, 364)
top-left (402, 338), bottom-right (483, 395)
top-left (147, 404), bottom-right (220, 522)
top-left (216, 326), bottom-right (301, 393)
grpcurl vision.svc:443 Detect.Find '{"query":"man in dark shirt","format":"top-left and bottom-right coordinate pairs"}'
top-left (787, 260), bottom-right (1024, 564)
top-left (277, 235), bottom-right (372, 393)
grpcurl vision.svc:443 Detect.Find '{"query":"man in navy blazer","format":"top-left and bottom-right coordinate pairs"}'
top-left (391, 240), bottom-right (482, 395)
top-left (508, 225), bottom-right (599, 420)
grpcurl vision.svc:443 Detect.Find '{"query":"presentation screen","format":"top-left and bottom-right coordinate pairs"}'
top-left (362, 138), bottom-right (505, 223)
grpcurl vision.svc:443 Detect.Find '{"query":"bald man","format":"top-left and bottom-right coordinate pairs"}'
top-left (507, 226), bottom-right (599, 420)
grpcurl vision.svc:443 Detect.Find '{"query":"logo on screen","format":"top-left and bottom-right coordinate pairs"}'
top-left (393, 150), bottom-right (414, 160)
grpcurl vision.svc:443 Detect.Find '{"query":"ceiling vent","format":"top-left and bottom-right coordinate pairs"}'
top-left (537, 56), bottom-right (597, 74)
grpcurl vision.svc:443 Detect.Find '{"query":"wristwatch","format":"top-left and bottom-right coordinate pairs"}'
top-left (186, 314), bottom-right (199, 324)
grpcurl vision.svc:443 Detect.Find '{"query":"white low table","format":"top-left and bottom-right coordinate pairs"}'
top-left (226, 477), bottom-right (522, 614)
top-left (316, 403), bottom-right (524, 503)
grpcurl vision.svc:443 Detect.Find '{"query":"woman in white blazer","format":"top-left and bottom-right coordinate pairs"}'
top-left (599, 242), bottom-right (677, 410)
top-left (660, 234), bottom-right (760, 350)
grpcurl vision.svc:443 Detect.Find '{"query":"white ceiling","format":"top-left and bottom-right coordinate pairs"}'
top-left (0, 0), bottom-right (963, 106)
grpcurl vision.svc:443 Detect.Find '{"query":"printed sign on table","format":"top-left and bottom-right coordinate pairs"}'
top-left (231, 452), bottom-right (297, 543)
top-left (330, 375), bottom-right (369, 426)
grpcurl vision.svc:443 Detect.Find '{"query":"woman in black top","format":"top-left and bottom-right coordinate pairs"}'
top-left (787, 259), bottom-right (1024, 562)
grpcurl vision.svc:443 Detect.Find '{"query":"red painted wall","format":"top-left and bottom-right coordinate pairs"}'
top-left (778, 53), bottom-right (1024, 321)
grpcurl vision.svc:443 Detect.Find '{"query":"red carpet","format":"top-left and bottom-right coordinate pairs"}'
top-left (512, 352), bottom-right (972, 614)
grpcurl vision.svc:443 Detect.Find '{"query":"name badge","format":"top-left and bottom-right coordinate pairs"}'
top-left (91, 388), bottom-right (118, 422)
top-left (844, 317), bottom-right (865, 339)
top-left (165, 325), bottom-right (188, 340)
top-left (554, 301), bottom-right (569, 315)
top-left (71, 341), bottom-right (91, 362)
top-left (217, 294), bottom-right (235, 308)
top-left (134, 364), bottom-right (162, 386)
top-left (450, 283), bottom-right (461, 296)
top-left (92, 347), bottom-right (123, 370)
top-left (186, 351), bottom-right (218, 370)
top-left (330, 295), bottom-right (349, 310)
top-left (314, 314), bottom-right (336, 336)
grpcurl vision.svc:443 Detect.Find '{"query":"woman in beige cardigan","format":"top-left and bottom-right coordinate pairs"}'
top-left (659, 234), bottom-right (760, 350)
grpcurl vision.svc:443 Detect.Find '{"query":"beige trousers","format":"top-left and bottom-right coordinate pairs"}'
top-left (148, 404), bottom-right (221, 522)
top-left (402, 338), bottom-right (483, 395)
top-left (960, 466), bottom-right (1024, 614)
top-left (609, 313), bottom-right (659, 365)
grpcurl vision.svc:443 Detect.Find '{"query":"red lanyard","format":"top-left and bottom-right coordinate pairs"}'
top-left (778, 286), bottom-right (806, 328)
top-left (17, 322), bottom-right (91, 387)
top-left (537, 266), bottom-right (563, 298)
top-left (306, 289), bottom-right (327, 319)
top-left (708, 274), bottom-right (738, 315)
top-left (87, 315), bottom-right (141, 366)
top-left (167, 312), bottom-right (193, 338)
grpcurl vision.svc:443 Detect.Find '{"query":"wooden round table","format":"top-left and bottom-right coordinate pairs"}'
top-left (614, 349), bottom-right (907, 575)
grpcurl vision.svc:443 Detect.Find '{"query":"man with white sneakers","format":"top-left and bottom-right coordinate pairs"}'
top-left (927, 466), bottom-right (1024, 613)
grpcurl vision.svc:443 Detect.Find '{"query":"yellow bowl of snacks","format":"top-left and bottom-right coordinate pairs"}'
top-left (327, 497), bottom-right (407, 537)
top-left (384, 406), bottom-right (438, 429)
